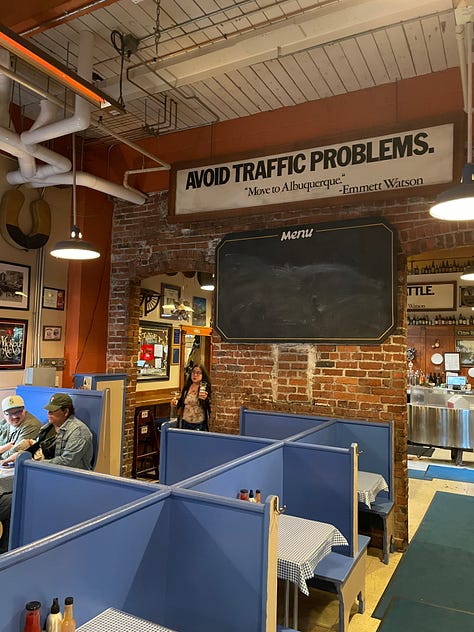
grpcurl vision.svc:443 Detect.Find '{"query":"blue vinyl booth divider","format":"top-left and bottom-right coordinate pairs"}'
top-left (292, 421), bottom-right (393, 502)
top-left (16, 385), bottom-right (105, 470)
top-left (9, 453), bottom-right (160, 549)
top-left (239, 407), bottom-right (336, 439)
top-left (172, 440), bottom-right (358, 557)
top-left (3, 456), bottom-right (278, 632)
top-left (160, 424), bottom-right (275, 485)
top-left (239, 407), bottom-right (395, 564)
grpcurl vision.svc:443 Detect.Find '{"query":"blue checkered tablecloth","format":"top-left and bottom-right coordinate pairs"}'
top-left (77, 609), bottom-right (177, 631)
top-left (358, 470), bottom-right (389, 508)
top-left (277, 514), bottom-right (348, 595)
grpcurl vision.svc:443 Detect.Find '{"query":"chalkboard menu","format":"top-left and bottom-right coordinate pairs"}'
top-left (215, 218), bottom-right (397, 344)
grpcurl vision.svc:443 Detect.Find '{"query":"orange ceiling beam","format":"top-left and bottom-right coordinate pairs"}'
top-left (4, 0), bottom-right (121, 35)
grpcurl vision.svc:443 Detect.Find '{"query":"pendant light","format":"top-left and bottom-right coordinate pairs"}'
top-left (50, 133), bottom-right (100, 260)
top-left (430, 19), bottom-right (474, 221)
top-left (460, 264), bottom-right (474, 280)
top-left (198, 272), bottom-right (215, 291)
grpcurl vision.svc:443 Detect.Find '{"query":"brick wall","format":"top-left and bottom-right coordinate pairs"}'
top-left (107, 190), bottom-right (474, 549)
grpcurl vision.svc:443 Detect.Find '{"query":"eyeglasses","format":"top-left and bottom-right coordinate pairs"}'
top-left (191, 370), bottom-right (202, 375)
top-left (4, 407), bottom-right (24, 417)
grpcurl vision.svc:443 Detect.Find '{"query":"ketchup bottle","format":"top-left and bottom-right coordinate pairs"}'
top-left (23, 601), bottom-right (41, 632)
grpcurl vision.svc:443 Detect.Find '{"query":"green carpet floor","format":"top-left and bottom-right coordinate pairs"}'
top-left (377, 598), bottom-right (474, 632)
top-left (374, 491), bottom-right (474, 620)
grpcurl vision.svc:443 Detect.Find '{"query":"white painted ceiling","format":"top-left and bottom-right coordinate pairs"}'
top-left (7, 0), bottom-right (464, 145)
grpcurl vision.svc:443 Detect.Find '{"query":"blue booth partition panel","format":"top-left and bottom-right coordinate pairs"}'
top-left (176, 443), bottom-right (285, 502)
top-left (160, 424), bottom-right (276, 485)
top-left (240, 406), bottom-right (334, 439)
top-left (281, 442), bottom-right (358, 556)
top-left (10, 455), bottom-right (161, 549)
top-left (0, 488), bottom-right (278, 632)
top-left (175, 441), bottom-right (358, 557)
top-left (293, 420), bottom-right (394, 501)
top-left (16, 385), bottom-right (105, 470)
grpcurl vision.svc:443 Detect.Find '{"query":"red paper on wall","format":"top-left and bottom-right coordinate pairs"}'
top-left (140, 344), bottom-right (154, 361)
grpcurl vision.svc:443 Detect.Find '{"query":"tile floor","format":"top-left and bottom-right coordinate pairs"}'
top-left (282, 447), bottom-right (474, 632)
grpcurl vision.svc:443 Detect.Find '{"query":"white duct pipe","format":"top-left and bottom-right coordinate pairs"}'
top-left (25, 170), bottom-right (147, 205)
top-left (29, 99), bottom-right (58, 131)
top-left (0, 30), bottom-right (147, 205)
top-left (20, 31), bottom-right (93, 145)
top-left (0, 49), bottom-right (10, 128)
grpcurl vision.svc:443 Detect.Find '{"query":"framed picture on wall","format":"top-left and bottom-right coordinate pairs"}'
top-left (455, 341), bottom-right (474, 366)
top-left (0, 318), bottom-right (28, 369)
top-left (0, 261), bottom-right (30, 310)
top-left (42, 325), bottom-right (62, 341)
top-left (459, 286), bottom-right (474, 307)
top-left (160, 284), bottom-right (181, 319)
top-left (138, 320), bottom-right (172, 381)
top-left (172, 347), bottom-right (180, 364)
top-left (42, 287), bottom-right (65, 310)
top-left (192, 296), bottom-right (207, 326)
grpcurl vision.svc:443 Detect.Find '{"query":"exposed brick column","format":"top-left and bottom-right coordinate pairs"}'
top-left (107, 190), bottom-right (473, 548)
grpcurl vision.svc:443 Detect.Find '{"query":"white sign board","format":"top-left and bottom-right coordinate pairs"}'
top-left (407, 282), bottom-right (456, 311)
top-left (173, 124), bottom-right (454, 216)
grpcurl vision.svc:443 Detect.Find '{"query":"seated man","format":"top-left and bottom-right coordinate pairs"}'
top-left (0, 393), bottom-right (94, 553)
top-left (0, 395), bottom-right (42, 459)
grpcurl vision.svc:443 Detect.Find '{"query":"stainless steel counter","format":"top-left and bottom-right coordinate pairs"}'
top-left (408, 404), bottom-right (474, 450)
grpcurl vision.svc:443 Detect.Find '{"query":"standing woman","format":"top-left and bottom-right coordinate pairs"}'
top-left (174, 364), bottom-right (211, 431)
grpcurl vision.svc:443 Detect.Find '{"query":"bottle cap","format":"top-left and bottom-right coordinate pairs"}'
top-left (26, 601), bottom-right (41, 611)
top-left (64, 597), bottom-right (74, 606)
top-left (50, 598), bottom-right (60, 614)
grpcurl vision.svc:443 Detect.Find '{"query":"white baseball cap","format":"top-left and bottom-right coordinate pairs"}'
top-left (2, 394), bottom-right (25, 412)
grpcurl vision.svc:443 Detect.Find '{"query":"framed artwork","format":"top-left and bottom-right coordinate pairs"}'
top-left (42, 325), bottom-right (62, 341)
top-left (192, 296), bottom-right (207, 326)
top-left (0, 261), bottom-right (30, 310)
top-left (160, 283), bottom-right (181, 319)
top-left (0, 318), bottom-right (28, 370)
top-left (172, 347), bottom-right (180, 364)
top-left (459, 286), bottom-right (474, 307)
top-left (42, 287), bottom-right (65, 310)
top-left (455, 341), bottom-right (474, 366)
top-left (173, 328), bottom-right (181, 345)
top-left (138, 320), bottom-right (171, 381)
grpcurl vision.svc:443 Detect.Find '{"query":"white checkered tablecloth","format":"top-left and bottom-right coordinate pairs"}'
top-left (358, 470), bottom-right (389, 508)
top-left (77, 608), bottom-right (177, 632)
top-left (277, 514), bottom-right (348, 595)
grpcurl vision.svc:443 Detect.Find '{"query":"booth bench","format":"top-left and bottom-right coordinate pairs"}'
top-left (4, 455), bottom-right (278, 632)
top-left (160, 425), bottom-right (369, 632)
top-left (240, 407), bottom-right (395, 564)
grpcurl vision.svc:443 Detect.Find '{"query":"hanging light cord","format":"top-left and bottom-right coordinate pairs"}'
top-left (467, 20), bottom-right (472, 166)
top-left (71, 133), bottom-right (81, 239)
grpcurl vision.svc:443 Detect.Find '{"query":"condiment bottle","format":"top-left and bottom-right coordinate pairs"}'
top-left (239, 489), bottom-right (249, 501)
top-left (23, 601), bottom-right (41, 632)
top-left (61, 597), bottom-right (76, 632)
top-left (46, 598), bottom-right (63, 632)
top-left (255, 489), bottom-right (261, 503)
top-left (248, 489), bottom-right (256, 502)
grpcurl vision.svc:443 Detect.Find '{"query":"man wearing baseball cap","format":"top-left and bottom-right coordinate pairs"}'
top-left (37, 393), bottom-right (93, 470)
top-left (0, 392), bottom-right (93, 553)
top-left (0, 395), bottom-right (42, 459)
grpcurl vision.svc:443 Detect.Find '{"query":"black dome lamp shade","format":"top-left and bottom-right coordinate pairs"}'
top-left (50, 133), bottom-right (100, 260)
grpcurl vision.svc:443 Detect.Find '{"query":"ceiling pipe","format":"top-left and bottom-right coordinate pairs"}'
top-left (24, 170), bottom-right (147, 205)
top-left (20, 30), bottom-right (93, 146)
top-left (0, 29), bottom-right (148, 205)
